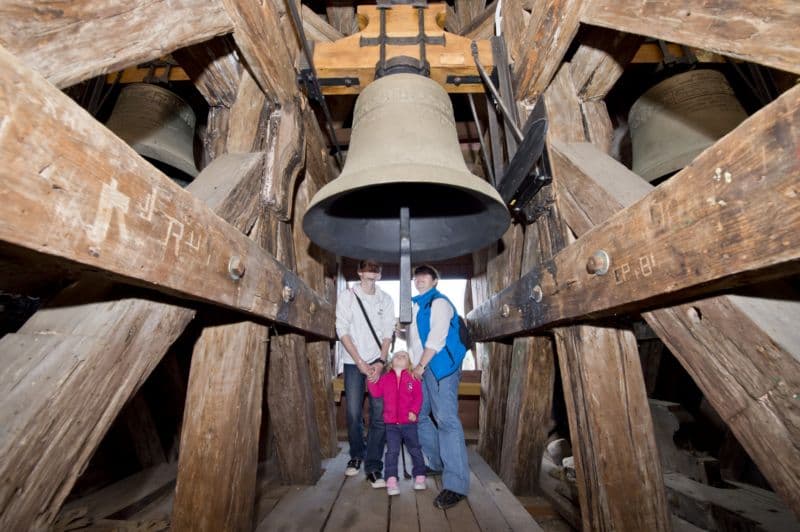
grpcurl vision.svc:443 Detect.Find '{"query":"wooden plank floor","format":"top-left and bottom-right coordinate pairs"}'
top-left (257, 444), bottom-right (543, 531)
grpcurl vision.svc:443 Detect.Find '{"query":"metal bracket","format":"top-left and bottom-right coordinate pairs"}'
top-left (446, 74), bottom-right (483, 86)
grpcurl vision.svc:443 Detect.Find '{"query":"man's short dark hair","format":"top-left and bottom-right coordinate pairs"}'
top-left (413, 264), bottom-right (440, 280)
top-left (358, 259), bottom-right (382, 273)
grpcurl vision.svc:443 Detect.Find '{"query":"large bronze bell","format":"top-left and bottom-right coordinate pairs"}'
top-left (106, 83), bottom-right (199, 183)
top-left (629, 69), bottom-right (747, 182)
top-left (303, 73), bottom-right (509, 262)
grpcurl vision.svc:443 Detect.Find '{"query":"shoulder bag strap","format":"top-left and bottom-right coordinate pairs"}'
top-left (352, 290), bottom-right (383, 350)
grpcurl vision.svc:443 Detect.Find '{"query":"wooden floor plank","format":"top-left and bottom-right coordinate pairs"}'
top-left (435, 477), bottom-right (482, 532)
top-left (469, 450), bottom-right (544, 531)
top-left (466, 471), bottom-right (513, 532)
top-left (389, 476), bottom-right (420, 532)
top-left (416, 476), bottom-right (449, 530)
top-left (256, 449), bottom-right (348, 531)
top-left (324, 460), bottom-right (388, 531)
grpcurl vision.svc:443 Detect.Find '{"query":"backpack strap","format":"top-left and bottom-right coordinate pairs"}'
top-left (352, 289), bottom-right (382, 351)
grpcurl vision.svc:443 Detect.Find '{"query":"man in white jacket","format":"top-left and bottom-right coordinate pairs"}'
top-left (336, 259), bottom-right (396, 487)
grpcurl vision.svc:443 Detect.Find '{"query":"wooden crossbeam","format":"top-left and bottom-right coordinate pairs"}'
top-left (0, 46), bottom-right (334, 339)
top-left (468, 83), bottom-right (800, 340)
top-left (512, 0), bottom-right (583, 101)
top-left (0, 0), bottom-right (233, 88)
top-left (581, 0), bottom-right (800, 75)
top-left (555, 140), bottom-right (800, 517)
top-left (221, 0), bottom-right (297, 104)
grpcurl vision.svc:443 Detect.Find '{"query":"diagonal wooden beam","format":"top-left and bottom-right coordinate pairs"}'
top-left (569, 26), bottom-right (643, 101)
top-left (0, 0), bottom-right (233, 89)
top-left (0, 46), bottom-right (333, 339)
top-left (302, 5), bottom-right (345, 43)
top-left (221, 0), bottom-right (297, 104)
top-left (468, 83), bottom-right (800, 340)
top-left (513, 0), bottom-right (583, 102)
top-left (555, 140), bottom-right (800, 517)
top-left (581, 0), bottom-right (800, 75)
top-left (173, 36), bottom-right (243, 108)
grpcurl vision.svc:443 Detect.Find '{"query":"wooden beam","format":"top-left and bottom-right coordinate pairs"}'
top-left (326, 4), bottom-right (359, 36)
top-left (477, 223), bottom-right (525, 472)
top-left (302, 5), bottom-right (345, 43)
top-left (554, 140), bottom-right (800, 517)
top-left (534, 66), bottom-right (670, 531)
top-left (554, 322), bottom-right (670, 531)
top-left (0, 46), bottom-right (334, 339)
top-left (173, 36), bottom-right (244, 108)
top-left (221, 0), bottom-right (297, 104)
top-left (513, 0), bottom-right (583, 102)
top-left (468, 83), bottom-right (800, 340)
top-left (569, 27), bottom-right (643, 101)
top-left (0, 0), bottom-right (233, 89)
top-left (263, 102), bottom-right (307, 221)
top-left (581, 0), bottom-right (800, 75)
top-left (172, 320), bottom-right (267, 531)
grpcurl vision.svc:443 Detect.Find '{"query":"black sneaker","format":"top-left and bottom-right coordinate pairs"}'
top-left (345, 459), bottom-right (361, 477)
top-left (433, 489), bottom-right (466, 510)
top-left (366, 471), bottom-right (386, 488)
top-left (425, 466), bottom-right (443, 477)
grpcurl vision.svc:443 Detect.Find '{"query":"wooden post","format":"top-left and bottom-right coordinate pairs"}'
top-left (545, 64), bottom-right (671, 531)
top-left (478, 223), bottom-right (524, 471)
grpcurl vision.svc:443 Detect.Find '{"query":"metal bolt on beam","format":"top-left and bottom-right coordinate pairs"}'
top-left (586, 250), bottom-right (610, 275)
top-left (228, 256), bottom-right (246, 280)
top-left (501, 304), bottom-right (511, 318)
top-left (532, 285), bottom-right (543, 302)
top-left (282, 285), bottom-right (296, 303)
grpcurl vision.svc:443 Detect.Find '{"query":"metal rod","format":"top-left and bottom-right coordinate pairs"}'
top-left (379, 7), bottom-right (388, 74)
top-left (417, 6), bottom-right (426, 71)
top-left (467, 92), bottom-right (495, 187)
top-left (471, 41), bottom-right (523, 143)
top-left (285, 0), bottom-right (344, 168)
top-left (399, 207), bottom-right (412, 325)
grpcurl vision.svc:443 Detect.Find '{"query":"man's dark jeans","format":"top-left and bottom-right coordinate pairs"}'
top-left (343, 363), bottom-right (386, 474)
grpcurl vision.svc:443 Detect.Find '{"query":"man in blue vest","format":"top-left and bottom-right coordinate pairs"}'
top-left (408, 264), bottom-right (469, 509)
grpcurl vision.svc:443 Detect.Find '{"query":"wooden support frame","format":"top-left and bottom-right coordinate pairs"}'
top-left (312, 3), bottom-right (494, 95)
top-left (581, 0), bottom-right (800, 76)
top-left (0, 45), bottom-right (334, 339)
top-left (0, 0), bottom-right (233, 88)
top-left (555, 139), bottom-right (800, 517)
top-left (468, 83), bottom-right (800, 341)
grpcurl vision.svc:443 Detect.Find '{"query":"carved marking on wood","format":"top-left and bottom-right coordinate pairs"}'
top-left (87, 178), bottom-right (130, 244)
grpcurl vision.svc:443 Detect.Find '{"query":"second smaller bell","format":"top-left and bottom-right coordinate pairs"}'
top-left (106, 83), bottom-right (199, 185)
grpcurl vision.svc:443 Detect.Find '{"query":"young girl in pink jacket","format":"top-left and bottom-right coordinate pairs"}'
top-left (368, 351), bottom-right (427, 495)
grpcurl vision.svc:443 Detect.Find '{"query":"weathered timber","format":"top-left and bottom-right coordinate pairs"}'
top-left (554, 323), bottom-right (670, 531)
top-left (462, 1), bottom-right (497, 40)
top-left (0, 46), bottom-right (333, 339)
top-left (259, 215), bottom-right (323, 484)
top-left (478, 223), bottom-right (524, 471)
top-left (302, 5), bottom-right (345, 43)
top-left (293, 174), bottom-right (338, 459)
top-left (201, 107), bottom-right (232, 170)
top-left (0, 139), bottom-right (276, 531)
top-left (569, 27), bottom-right (643, 101)
top-left (499, 335), bottom-right (554, 494)
top-left (501, 0), bottom-right (527, 64)
top-left (0, 285), bottom-right (193, 530)
top-left (221, 0), bottom-right (297, 104)
top-left (227, 69), bottom-right (269, 153)
top-left (172, 320), bottom-right (267, 532)
top-left (326, 4), bottom-right (359, 36)
top-left (581, 0), bottom-right (800, 76)
top-left (513, 0), bottom-right (583, 102)
top-left (580, 100), bottom-right (614, 156)
top-left (122, 393), bottom-right (168, 469)
top-left (264, 102), bottom-right (306, 221)
top-left (468, 84), bottom-right (800, 341)
top-left (545, 138), bottom-right (800, 518)
top-left (172, 36), bottom-right (243, 108)
top-left (533, 62), bottom-right (669, 531)
top-left (0, 0), bottom-right (233, 89)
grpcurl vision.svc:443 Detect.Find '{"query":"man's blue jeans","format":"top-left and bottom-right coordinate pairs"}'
top-left (343, 363), bottom-right (385, 474)
top-left (418, 369), bottom-right (470, 495)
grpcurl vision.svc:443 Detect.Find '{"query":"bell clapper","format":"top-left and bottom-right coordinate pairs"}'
top-left (399, 207), bottom-right (412, 326)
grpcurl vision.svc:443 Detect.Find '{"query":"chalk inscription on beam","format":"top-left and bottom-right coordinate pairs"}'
top-left (0, 45), bottom-right (333, 339)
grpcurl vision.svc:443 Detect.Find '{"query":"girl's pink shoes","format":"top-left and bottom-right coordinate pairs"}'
top-left (414, 475), bottom-right (427, 490)
top-left (386, 476), bottom-right (400, 496)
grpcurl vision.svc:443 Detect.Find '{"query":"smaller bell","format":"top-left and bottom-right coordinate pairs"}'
top-left (106, 83), bottom-right (199, 185)
top-left (629, 69), bottom-right (747, 182)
